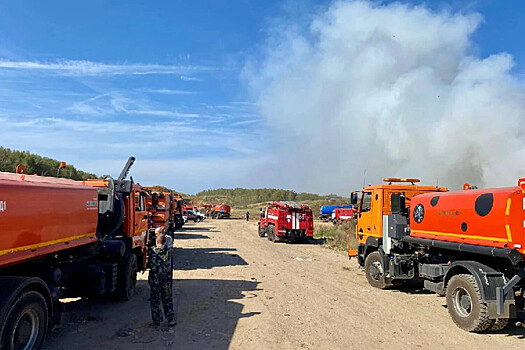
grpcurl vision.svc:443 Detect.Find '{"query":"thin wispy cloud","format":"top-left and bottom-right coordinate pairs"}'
top-left (140, 88), bottom-right (198, 95)
top-left (180, 75), bottom-right (202, 82)
top-left (66, 94), bottom-right (202, 118)
top-left (0, 59), bottom-right (213, 77)
top-left (128, 109), bottom-right (201, 118)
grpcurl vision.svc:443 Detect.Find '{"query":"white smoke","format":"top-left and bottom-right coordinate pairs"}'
top-left (243, 1), bottom-right (525, 193)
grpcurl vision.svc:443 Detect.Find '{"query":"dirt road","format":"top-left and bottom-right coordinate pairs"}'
top-left (44, 220), bottom-right (524, 350)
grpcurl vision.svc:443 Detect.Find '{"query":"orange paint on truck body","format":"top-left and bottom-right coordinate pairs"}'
top-left (355, 183), bottom-right (448, 248)
top-left (214, 204), bottom-right (231, 214)
top-left (0, 172), bottom-right (99, 267)
top-left (144, 190), bottom-right (171, 229)
top-left (410, 185), bottom-right (525, 253)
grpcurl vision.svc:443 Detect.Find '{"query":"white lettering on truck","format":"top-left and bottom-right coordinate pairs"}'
top-left (0, 201), bottom-right (6, 212)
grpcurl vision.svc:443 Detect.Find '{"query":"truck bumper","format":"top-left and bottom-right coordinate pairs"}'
top-left (284, 229), bottom-right (308, 238)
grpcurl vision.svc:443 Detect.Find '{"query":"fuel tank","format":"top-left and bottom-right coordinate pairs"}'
top-left (0, 172), bottom-right (99, 267)
top-left (409, 181), bottom-right (525, 253)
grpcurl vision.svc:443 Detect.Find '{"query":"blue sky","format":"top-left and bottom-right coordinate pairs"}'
top-left (0, 0), bottom-right (524, 194)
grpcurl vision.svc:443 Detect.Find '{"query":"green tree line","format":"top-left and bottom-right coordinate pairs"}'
top-left (0, 147), bottom-right (97, 180)
top-left (194, 188), bottom-right (345, 206)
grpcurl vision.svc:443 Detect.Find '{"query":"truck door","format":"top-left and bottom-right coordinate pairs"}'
top-left (370, 189), bottom-right (383, 237)
top-left (134, 191), bottom-right (149, 235)
top-left (357, 191), bottom-right (373, 235)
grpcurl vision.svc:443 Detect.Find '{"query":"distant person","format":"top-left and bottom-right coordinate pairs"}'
top-left (148, 233), bottom-right (176, 327)
top-left (246, 211), bottom-right (250, 221)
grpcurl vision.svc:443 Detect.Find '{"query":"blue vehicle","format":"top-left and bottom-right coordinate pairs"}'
top-left (319, 205), bottom-right (353, 221)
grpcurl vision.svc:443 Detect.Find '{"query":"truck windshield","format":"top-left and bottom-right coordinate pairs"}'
top-left (360, 192), bottom-right (372, 212)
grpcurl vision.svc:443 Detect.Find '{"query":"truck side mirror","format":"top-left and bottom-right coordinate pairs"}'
top-left (391, 193), bottom-right (405, 214)
top-left (350, 192), bottom-right (358, 206)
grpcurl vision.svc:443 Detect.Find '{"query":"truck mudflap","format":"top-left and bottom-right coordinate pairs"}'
top-left (443, 261), bottom-right (521, 318)
top-left (496, 266), bottom-right (525, 316)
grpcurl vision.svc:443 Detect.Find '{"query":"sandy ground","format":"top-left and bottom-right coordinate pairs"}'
top-left (44, 220), bottom-right (525, 350)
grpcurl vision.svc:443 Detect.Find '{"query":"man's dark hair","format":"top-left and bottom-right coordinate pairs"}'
top-left (156, 234), bottom-right (166, 245)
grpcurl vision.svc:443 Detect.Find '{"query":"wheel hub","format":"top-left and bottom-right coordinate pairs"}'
top-left (453, 288), bottom-right (472, 317)
top-left (369, 261), bottom-right (383, 281)
top-left (12, 309), bottom-right (39, 350)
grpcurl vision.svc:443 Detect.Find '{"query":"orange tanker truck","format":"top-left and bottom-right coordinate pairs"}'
top-left (210, 204), bottom-right (231, 219)
top-left (172, 193), bottom-right (185, 230)
top-left (142, 188), bottom-right (185, 235)
top-left (350, 178), bottom-right (525, 332)
top-left (0, 157), bottom-right (149, 350)
top-left (143, 188), bottom-right (172, 234)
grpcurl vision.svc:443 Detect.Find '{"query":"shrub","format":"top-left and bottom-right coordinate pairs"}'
top-left (314, 220), bottom-right (357, 251)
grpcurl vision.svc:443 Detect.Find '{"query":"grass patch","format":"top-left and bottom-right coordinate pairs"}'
top-left (314, 220), bottom-right (358, 251)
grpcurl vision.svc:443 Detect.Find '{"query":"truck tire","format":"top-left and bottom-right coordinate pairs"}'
top-left (117, 254), bottom-right (138, 301)
top-left (267, 225), bottom-right (276, 243)
top-left (258, 223), bottom-right (265, 237)
top-left (488, 318), bottom-right (509, 331)
top-left (446, 274), bottom-right (492, 332)
top-left (1, 291), bottom-right (48, 350)
top-left (364, 251), bottom-right (387, 289)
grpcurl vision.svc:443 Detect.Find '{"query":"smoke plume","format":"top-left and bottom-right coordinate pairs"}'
top-left (243, 1), bottom-right (525, 194)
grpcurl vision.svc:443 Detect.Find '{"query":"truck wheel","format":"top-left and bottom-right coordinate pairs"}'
top-left (268, 225), bottom-right (276, 242)
top-left (446, 274), bottom-right (492, 332)
top-left (1, 291), bottom-right (48, 350)
top-left (488, 318), bottom-right (509, 331)
top-left (258, 223), bottom-right (265, 237)
top-left (364, 251), bottom-right (387, 289)
top-left (117, 254), bottom-right (138, 301)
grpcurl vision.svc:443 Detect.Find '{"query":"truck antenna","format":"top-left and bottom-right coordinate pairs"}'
top-left (362, 169), bottom-right (367, 189)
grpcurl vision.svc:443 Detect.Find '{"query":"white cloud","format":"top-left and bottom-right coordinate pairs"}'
top-left (140, 88), bottom-right (197, 95)
top-left (66, 93), bottom-right (201, 118)
top-left (0, 59), bottom-right (214, 76)
top-left (243, 0), bottom-right (525, 193)
top-left (180, 75), bottom-right (202, 82)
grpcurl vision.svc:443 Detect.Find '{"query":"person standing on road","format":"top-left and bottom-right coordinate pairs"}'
top-left (161, 228), bottom-right (175, 278)
top-left (246, 211), bottom-right (250, 221)
top-left (148, 232), bottom-right (176, 327)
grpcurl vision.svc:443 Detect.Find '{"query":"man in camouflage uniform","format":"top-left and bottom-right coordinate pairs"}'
top-left (148, 232), bottom-right (176, 327)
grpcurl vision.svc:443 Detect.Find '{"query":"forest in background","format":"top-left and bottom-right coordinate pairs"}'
top-left (194, 188), bottom-right (347, 207)
top-left (0, 148), bottom-right (346, 208)
top-left (0, 147), bottom-right (97, 181)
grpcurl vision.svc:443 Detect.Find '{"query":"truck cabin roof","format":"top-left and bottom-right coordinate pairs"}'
top-left (271, 201), bottom-right (310, 210)
top-left (84, 178), bottom-right (144, 192)
top-left (361, 178), bottom-right (447, 193)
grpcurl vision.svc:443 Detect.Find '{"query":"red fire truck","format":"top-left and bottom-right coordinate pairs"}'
top-left (331, 207), bottom-right (356, 224)
top-left (258, 201), bottom-right (314, 243)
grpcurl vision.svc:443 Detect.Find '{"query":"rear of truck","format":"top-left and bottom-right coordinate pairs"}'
top-left (0, 157), bottom-right (149, 350)
top-left (259, 201), bottom-right (314, 243)
top-left (0, 173), bottom-right (101, 350)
